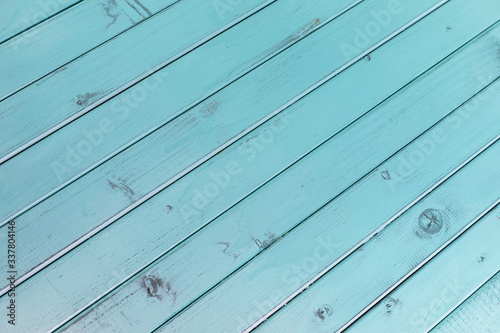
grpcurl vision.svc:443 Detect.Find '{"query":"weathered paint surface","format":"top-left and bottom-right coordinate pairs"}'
top-left (0, 0), bottom-right (499, 332)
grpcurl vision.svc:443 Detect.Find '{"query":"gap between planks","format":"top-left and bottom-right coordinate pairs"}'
top-left (425, 267), bottom-right (500, 332)
top-left (58, 1), bottom-right (500, 330)
top-left (0, 0), bottom-right (274, 163)
top-left (1, 0), bottom-right (448, 301)
top-left (428, 267), bottom-right (500, 333)
top-left (233, 82), bottom-right (500, 333)
top-left (0, 0), bottom-right (85, 45)
top-left (337, 199), bottom-right (500, 332)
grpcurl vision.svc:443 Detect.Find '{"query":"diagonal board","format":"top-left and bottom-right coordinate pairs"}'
top-left (0, 0), bottom-right (82, 44)
top-left (430, 269), bottom-right (500, 333)
top-left (0, 0), bottom-right (422, 224)
top-left (252, 134), bottom-right (500, 332)
top-left (0, 0), bottom-right (181, 101)
top-left (0, 0), bottom-right (449, 283)
top-left (347, 205), bottom-right (500, 333)
top-left (0, 0), bottom-right (275, 157)
top-left (0, 0), bottom-right (391, 223)
top-left (5, 8), bottom-right (500, 333)
top-left (59, 24), bottom-right (500, 332)
top-left (152, 81), bottom-right (500, 332)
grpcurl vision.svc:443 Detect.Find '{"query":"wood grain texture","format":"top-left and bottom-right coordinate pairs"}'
top-left (58, 18), bottom-right (500, 333)
top-left (430, 269), bottom-right (500, 333)
top-left (0, 0), bottom-right (82, 44)
top-left (0, 0), bottom-right (180, 102)
top-left (348, 206), bottom-right (500, 333)
top-left (0, 0), bottom-right (372, 224)
top-left (254, 131), bottom-right (500, 333)
top-left (1, 0), bottom-right (499, 331)
top-left (0, 0), bottom-right (443, 283)
top-left (2, 2), bottom-right (499, 331)
top-left (0, 0), bottom-right (273, 160)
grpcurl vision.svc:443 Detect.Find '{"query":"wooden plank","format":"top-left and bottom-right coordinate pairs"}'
top-left (0, 0), bottom-right (82, 44)
top-left (0, 0), bottom-right (181, 101)
top-left (251, 130), bottom-right (500, 333)
top-left (0, 0), bottom-right (375, 223)
top-left (0, 0), bottom-right (274, 157)
top-left (430, 269), bottom-right (500, 333)
top-left (0, 0), bottom-right (450, 287)
top-left (61, 37), bottom-right (500, 331)
top-left (3, 4), bottom-right (499, 332)
top-left (58, 17), bottom-right (500, 331)
top-left (347, 206), bottom-right (500, 333)
top-left (0, 0), bottom-right (443, 264)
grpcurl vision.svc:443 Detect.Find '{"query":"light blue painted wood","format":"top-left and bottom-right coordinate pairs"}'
top-left (348, 205), bottom-right (500, 332)
top-left (2, 3), bottom-right (500, 331)
top-left (431, 269), bottom-right (500, 333)
top-left (56, 19), bottom-right (500, 333)
top-left (0, 0), bottom-right (82, 44)
top-left (0, 0), bottom-right (180, 102)
top-left (1, 0), bottom-right (498, 331)
top-left (0, 0), bottom-right (447, 277)
top-left (253, 136), bottom-right (500, 333)
top-left (0, 0), bottom-right (456, 284)
top-left (0, 0), bottom-right (274, 161)
top-left (0, 0), bottom-right (374, 223)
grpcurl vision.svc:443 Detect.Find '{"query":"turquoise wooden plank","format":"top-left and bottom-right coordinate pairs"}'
top-left (348, 205), bottom-right (500, 333)
top-left (0, 0), bottom-right (82, 44)
top-left (253, 134), bottom-right (500, 333)
top-left (0, 0), bottom-right (439, 278)
top-left (58, 26), bottom-right (500, 332)
top-left (0, 0), bottom-right (274, 160)
top-left (0, 0), bottom-right (371, 224)
top-left (5, 6), bottom-right (500, 331)
top-left (0, 0), bottom-right (451, 291)
top-left (431, 269), bottom-right (500, 333)
top-left (0, 0), bottom-right (180, 102)
top-left (2, 0), bottom-right (497, 332)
